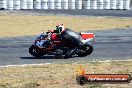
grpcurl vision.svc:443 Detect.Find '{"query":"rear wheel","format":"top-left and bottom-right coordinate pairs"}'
top-left (29, 45), bottom-right (44, 57)
top-left (77, 44), bottom-right (93, 57)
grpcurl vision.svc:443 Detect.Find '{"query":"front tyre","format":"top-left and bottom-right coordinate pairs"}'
top-left (77, 44), bottom-right (93, 57)
top-left (29, 45), bottom-right (43, 57)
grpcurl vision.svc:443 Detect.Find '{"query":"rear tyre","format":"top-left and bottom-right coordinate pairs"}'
top-left (29, 45), bottom-right (43, 57)
top-left (77, 44), bottom-right (93, 57)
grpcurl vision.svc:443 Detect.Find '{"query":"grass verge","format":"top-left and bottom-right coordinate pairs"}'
top-left (0, 60), bottom-right (132, 88)
top-left (0, 15), bottom-right (132, 37)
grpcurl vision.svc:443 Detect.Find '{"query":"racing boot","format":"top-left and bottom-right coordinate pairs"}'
top-left (65, 43), bottom-right (83, 58)
top-left (65, 47), bottom-right (78, 59)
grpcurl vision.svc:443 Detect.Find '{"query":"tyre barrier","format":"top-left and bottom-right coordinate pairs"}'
top-left (61, 0), bottom-right (68, 9)
top-left (55, 0), bottom-right (61, 9)
top-left (34, 0), bottom-right (41, 9)
top-left (91, 0), bottom-right (97, 9)
top-left (117, 0), bottom-right (123, 9)
top-left (41, 0), bottom-right (48, 9)
top-left (76, 0), bottom-right (82, 9)
top-left (69, 0), bottom-right (75, 9)
top-left (84, 0), bottom-right (91, 9)
top-left (0, 0), bottom-right (131, 10)
top-left (123, 0), bottom-right (130, 9)
top-left (97, 0), bottom-right (103, 9)
top-left (13, 0), bottom-right (20, 10)
top-left (104, 0), bottom-right (110, 9)
top-left (27, 0), bottom-right (33, 9)
top-left (111, 0), bottom-right (117, 9)
top-left (7, 0), bottom-right (13, 10)
top-left (20, 0), bottom-right (27, 9)
top-left (48, 0), bottom-right (55, 9)
top-left (0, 0), bottom-right (6, 10)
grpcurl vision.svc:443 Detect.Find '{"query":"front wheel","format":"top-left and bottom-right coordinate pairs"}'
top-left (29, 45), bottom-right (44, 57)
top-left (77, 44), bottom-right (93, 57)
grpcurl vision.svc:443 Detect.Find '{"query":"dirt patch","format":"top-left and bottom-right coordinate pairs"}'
top-left (0, 60), bottom-right (132, 88)
top-left (0, 15), bottom-right (132, 38)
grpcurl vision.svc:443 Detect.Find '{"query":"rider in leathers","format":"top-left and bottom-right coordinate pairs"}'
top-left (54, 24), bottom-right (82, 58)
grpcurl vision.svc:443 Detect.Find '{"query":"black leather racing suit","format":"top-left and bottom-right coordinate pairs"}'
top-left (60, 29), bottom-right (82, 57)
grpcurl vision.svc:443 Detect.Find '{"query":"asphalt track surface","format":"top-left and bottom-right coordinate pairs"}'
top-left (0, 28), bottom-right (132, 66)
top-left (23, 9), bottom-right (132, 17)
top-left (0, 9), bottom-right (132, 66)
top-left (1, 9), bottom-right (132, 17)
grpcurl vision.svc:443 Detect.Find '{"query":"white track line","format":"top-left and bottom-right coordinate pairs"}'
top-left (0, 59), bottom-right (132, 68)
top-left (0, 63), bottom-right (52, 68)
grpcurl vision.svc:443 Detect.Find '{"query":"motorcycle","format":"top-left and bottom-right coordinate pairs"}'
top-left (29, 30), bottom-right (95, 58)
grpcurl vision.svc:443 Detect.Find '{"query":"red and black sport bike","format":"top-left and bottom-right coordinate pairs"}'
top-left (29, 29), bottom-right (95, 58)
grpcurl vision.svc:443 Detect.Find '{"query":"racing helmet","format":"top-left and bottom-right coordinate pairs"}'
top-left (56, 24), bottom-right (65, 33)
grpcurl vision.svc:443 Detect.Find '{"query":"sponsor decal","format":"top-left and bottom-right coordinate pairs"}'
top-left (76, 65), bottom-right (131, 85)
